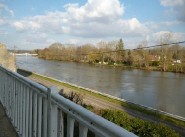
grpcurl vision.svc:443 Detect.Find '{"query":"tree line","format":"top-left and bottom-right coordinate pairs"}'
top-left (35, 37), bottom-right (185, 73)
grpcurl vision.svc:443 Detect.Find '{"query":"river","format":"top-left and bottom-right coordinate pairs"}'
top-left (16, 56), bottom-right (185, 117)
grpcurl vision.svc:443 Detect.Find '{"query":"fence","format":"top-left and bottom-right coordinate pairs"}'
top-left (0, 65), bottom-right (137, 137)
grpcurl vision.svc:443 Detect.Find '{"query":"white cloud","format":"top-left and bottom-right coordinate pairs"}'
top-left (0, 18), bottom-right (6, 25)
top-left (153, 31), bottom-right (185, 43)
top-left (160, 0), bottom-right (184, 7)
top-left (9, 10), bottom-right (14, 16)
top-left (64, 0), bottom-right (124, 22)
top-left (13, 21), bottom-right (40, 31)
top-left (12, 0), bottom-right (149, 39)
top-left (0, 3), bottom-right (14, 16)
top-left (145, 21), bottom-right (182, 31)
top-left (0, 29), bottom-right (7, 35)
top-left (0, 3), bottom-right (14, 26)
top-left (160, 0), bottom-right (185, 22)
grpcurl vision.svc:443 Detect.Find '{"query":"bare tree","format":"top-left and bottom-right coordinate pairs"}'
top-left (159, 32), bottom-right (173, 71)
top-left (137, 40), bottom-right (149, 68)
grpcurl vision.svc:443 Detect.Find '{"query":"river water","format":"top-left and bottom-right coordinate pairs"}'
top-left (16, 56), bottom-right (185, 117)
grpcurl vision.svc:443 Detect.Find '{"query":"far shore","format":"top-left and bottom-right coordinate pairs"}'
top-left (37, 56), bottom-right (185, 74)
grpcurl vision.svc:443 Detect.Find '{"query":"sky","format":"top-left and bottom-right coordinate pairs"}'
top-left (0, 0), bottom-right (185, 50)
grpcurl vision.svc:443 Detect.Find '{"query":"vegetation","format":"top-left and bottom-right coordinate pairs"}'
top-left (0, 43), bottom-right (16, 71)
top-left (58, 90), bottom-right (181, 137)
top-left (100, 109), bottom-right (180, 137)
top-left (35, 33), bottom-right (185, 73)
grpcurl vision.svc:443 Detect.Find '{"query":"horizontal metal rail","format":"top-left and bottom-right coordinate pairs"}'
top-left (0, 65), bottom-right (137, 137)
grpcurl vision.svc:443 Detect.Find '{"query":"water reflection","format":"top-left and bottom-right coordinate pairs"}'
top-left (16, 56), bottom-right (185, 117)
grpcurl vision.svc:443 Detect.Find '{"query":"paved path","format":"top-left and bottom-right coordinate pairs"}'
top-left (0, 103), bottom-right (18, 137)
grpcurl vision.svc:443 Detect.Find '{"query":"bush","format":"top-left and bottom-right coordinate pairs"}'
top-left (149, 61), bottom-right (160, 66)
top-left (59, 90), bottom-right (84, 105)
top-left (59, 90), bottom-right (95, 111)
top-left (100, 109), bottom-right (180, 137)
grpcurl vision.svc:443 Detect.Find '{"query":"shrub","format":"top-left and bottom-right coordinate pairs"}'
top-left (59, 90), bottom-right (84, 105)
top-left (149, 61), bottom-right (160, 66)
top-left (59, 90), bottom-right (95, 111)
top-left (100, 109), bottom-right (180, 137)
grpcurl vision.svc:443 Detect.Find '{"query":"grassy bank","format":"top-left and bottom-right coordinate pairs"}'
top-left (17, 68), bottom-right (185, 129)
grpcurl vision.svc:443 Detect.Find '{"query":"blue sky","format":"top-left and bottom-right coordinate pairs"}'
top-left (0, 0), bottom-right (185, 50)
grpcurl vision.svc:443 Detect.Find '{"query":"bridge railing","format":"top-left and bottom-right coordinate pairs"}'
top-left (0, 65), bottom-right (137, 137)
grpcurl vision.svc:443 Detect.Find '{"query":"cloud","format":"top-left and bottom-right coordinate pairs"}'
top-left (0, 3), bottom-right (14, 16)
top-left (0, 3), bottom-right (14, 26)
top-left (12, 0), bottom-right (149, 39)
top-left (64, 0), bottom-right (124, 23)
top-left (153, 31), bottom-right (185, 43)
top-left (160, 0), bottom-right (184, 7)
top-left (13, 21), bottom-right (41, 31)
top-left (160, 0), bottom-right (185, 22)
top-left (145, 21), bottom-right (182, 31)
top-left (0, 29), bottom-right (7, 35)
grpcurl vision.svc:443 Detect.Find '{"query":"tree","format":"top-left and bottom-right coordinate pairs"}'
top-left (116, 38), bottom-right (125, 63)
top-left (127, 50), bottom-right (134, 66)
top-left (159, 32), bottom-right (173, 71)
top-left (137, 40), bottom-right (149, 68)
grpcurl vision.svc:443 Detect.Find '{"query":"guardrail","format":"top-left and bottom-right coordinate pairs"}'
top-left (0, 65), bottom-right (137, 137)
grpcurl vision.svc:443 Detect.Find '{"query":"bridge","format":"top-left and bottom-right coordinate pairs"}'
top-left (10, 52), bottom-right (38, 56)
top-left (0, 65), bottom-right (136, 137)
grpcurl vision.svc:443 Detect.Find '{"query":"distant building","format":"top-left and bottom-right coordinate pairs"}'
top-left (173, 60), bottom-right (181, 64)
top-left (148, 55), bottom-right (160, 61)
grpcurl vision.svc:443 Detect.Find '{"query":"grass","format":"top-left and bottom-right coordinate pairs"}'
top-left (17, 68), bottom-right (185, 129)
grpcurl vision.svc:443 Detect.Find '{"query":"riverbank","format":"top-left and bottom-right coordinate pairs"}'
top-left (17, 68), bottom-right (185, 136)
top-left (38, 56), bottom-right (185, 74)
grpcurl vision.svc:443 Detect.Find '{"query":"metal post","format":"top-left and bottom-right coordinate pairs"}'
top-left (47, 87), bottom-right (58, 137)
top-left (19, 83), bottom-right (23, 135)
top-left (67, 115), bottom-right (75, 137)
top-left (25, 87), bottom-right (29, 137)
top-left (42, 98), bottom-right (48, 137)
top-left (79, 123), bottom-right (88, 137)
top-left (57, 109), bottom-right (64, 137)
top-left (47, 88), bottom-right (51, 137)
top-left (33, 93), bottom-right (38, 137)
top-left (22, 85), bottom-right (26, 137)
top-left (37, 95), bottom-right (42, 137)
top-left (28, 89), bottom-right (33, 137)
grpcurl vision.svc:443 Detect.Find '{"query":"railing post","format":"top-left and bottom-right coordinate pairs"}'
top-left (14, 80), bottom-right (18, 130)
top-left (47, 88), bottom-right (51, 137)
top-left (22, 85), bottom-right (26, 137)
top-left (58, 109), bottom-right (64, 137)
top-left (19, 83), bottom-right (23, 135)
top-left (33, 93), bottom-right (38, 137)
top-left (37, 95), bottom-right (42, 137)
top-left (28, 88), bottom-right (33, 137)
top-left (25, 86), bottom-right (29, 137)
top-left (79, 123), bottom-right (88, 137)
top-left (47, 87), bottom-right (58, 137)
top-left (42, 98), bottom-right (48, 137)
top-left (67, 115), bottom-right (75, 137)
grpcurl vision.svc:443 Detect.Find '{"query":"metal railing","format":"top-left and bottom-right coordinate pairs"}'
top-left (0, 65), bottom-right (137, 137)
